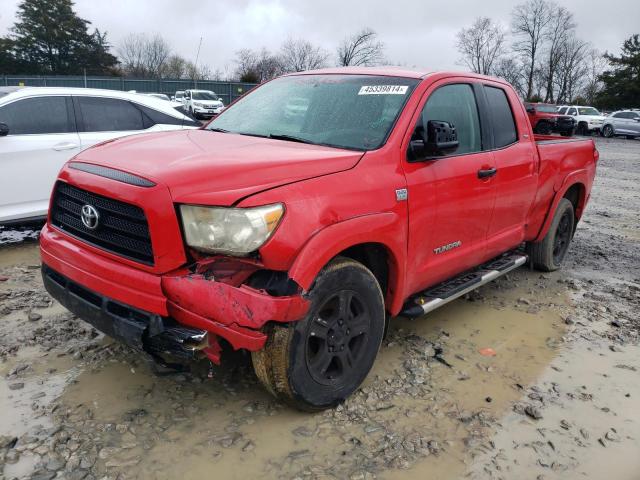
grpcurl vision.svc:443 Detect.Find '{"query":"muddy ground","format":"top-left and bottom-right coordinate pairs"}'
top-left (0, 136), bottom-right (638, 480)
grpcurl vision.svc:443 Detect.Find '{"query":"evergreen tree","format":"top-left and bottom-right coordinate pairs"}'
top-left (8, 0), bottom-right (117, 75)
top-left (597, 34), bottom-right (640, 109)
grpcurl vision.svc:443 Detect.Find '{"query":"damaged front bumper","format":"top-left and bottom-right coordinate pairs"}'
top-left (40, 224), bottom-right (309, 365)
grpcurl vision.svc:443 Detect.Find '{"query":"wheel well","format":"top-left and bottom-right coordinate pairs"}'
top-left (563, 183), bottom-right (585, 223)
top-left (337, 243), bottom-right (390, 299)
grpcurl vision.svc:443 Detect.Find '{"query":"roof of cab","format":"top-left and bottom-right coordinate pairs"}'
top-left (285, 67), bottom-right (512, 86)
top-left (288, 66), bottom-right (432, 79)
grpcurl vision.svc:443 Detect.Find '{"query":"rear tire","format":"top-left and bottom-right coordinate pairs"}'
top-left (252, 257), bottom-right (385, 411)
top-left (603, 125), bottom-right (615, 138)
top-left (526, 198), bottom-right (575, 272)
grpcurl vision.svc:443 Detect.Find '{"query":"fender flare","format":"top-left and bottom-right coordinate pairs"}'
top-left (288, 212), bottom-right (407, 314)
top-left (535, 170), bottom-right (589, 242)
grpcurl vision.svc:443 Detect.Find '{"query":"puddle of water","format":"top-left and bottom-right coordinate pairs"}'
top-left (466, 339), bottom-right (640, 479)
top-left (384, 293), bottom-right (565, 479)
top-left (0, 242), bottom-right (41, 269)
top-left (56, 272), bottom-right (567, 480)
top-left (0, 351), bottom-right (76, 438)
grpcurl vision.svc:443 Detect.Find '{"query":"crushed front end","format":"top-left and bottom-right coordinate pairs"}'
top-left (40, 164), bottom-right (308, 369)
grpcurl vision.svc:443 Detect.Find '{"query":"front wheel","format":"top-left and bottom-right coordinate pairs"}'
top-left (526, 198), bottom-right (575, 272)
top-left (252, 257), bottom-right (385, 411)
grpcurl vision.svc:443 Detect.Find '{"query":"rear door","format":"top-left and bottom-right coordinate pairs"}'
top-left (0, 95), bottom-right (79, 222)
top-left (402, 80), bottom-right (497, 293)
top-left (481, 83), bottom-right (538, 257)
top-left (73, 96), bottom-right (158, 150)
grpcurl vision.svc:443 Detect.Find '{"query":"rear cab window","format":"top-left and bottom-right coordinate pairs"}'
top-left (483, 86), bottom-right (517, 148)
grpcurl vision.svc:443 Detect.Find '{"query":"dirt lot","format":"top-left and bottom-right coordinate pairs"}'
top-left (0, 136), bottom-right (639, 480)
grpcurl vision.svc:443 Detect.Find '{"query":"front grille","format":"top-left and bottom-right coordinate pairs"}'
top-left (50, 181), bottom-right (154, 264)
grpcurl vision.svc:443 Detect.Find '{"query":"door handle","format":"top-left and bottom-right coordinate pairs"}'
top-left (52, 142), bottom-right (79, 151)
top-left (477, 167), bottom-right (497, 179)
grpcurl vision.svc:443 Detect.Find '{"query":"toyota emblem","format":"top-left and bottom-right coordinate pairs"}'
top-left (80, 204), bottom-right (100, 230)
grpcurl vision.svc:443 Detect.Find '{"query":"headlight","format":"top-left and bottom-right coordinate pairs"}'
top-left (180, 204), bottom-right (284, 255)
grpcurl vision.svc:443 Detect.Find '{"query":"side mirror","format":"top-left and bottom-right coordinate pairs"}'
top-left (0, 123), bottom-right (8, 136)
top-left (408, 120), bottom-right (459, 161)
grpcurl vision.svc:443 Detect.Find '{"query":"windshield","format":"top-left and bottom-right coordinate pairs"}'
top-left (175, 92), bottom-right (184, 98)
top-left (192, 91), bottom-right (219, 100)
top-left (536, 105), bottom-right (558, 113)
top-left (578, 107), bottom-right (600, 116)
top-left (208, 74), bottom-right (419, 151)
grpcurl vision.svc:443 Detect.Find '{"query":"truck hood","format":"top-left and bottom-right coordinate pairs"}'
top-left (73, 129), bottom-right (364, 205)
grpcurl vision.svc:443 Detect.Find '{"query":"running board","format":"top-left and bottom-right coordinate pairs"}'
top-left (400, 252), bottom-right (528, 318)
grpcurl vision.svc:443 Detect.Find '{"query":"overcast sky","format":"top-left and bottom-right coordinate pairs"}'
top-left (1, 0), bottom-right (639, 74)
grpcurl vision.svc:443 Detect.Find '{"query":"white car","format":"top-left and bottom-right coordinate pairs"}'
top-left (182, 90), bottom-right (225, 119)
top-left (557, 105), bottom-right (606, 135)
top-left (0, 87), bottom-right (200, 224)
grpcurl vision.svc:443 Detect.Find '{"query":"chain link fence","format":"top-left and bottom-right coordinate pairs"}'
top-left (1, 75), bottom-right (257, 104)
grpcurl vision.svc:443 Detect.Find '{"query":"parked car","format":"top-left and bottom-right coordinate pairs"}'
top-left (142, 93), bottom-right (171, 101)
top-left (182, 89), bottom-right (225, 119)
top-left (40, 68), bottom-right (598, 410)
top-left (560, 105), bottom-right (606, 135)
top-left (602, 110), bottom-right (640, 139)
top-left (0, 87), bottom-right (200, 224)
top-left (524, 102), bottom-right (575, 136)
top-left (173, 90), bottom-right (185, 102)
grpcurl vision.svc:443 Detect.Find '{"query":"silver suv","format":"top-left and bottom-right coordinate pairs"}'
top-left (602, 110), bottom-right (640, 139)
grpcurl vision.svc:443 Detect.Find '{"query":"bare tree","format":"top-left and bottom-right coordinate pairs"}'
top-left (493, 57), bottom-right (526, 97)
top-left (456, 17), bottom-right (506, 75)
top-left (337, 28), bottom-right (384, 67)
top-left (118, 33), bottom-right (171, 78)
top-left (511, 0), bottom-right (553, 100)
top-left (161, 54), bottom-right (187, 78)
top-left (280, 38), bottom-right (328, 72)
top-left (582, 49), bottom-right (608, 104)
top-left (234, 48), bottom-right (282, 83)
top-left (540, 5), bottom-right (575, 102)
top-left (554, 35), bottom-right (589, 103)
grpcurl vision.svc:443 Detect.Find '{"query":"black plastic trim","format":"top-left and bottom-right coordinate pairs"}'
top-left (68, 162), bottom-right (156, 187)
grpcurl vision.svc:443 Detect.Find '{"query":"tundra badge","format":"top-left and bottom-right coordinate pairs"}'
top-left (433, 240), bottom-right (462, 255)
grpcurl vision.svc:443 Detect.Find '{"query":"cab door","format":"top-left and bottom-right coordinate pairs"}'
top-left (481, 83), bottom-right (538, 257)
top-left (401, 81), bottom-right (497, 295)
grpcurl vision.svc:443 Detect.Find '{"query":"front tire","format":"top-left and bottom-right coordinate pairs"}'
top-left (252, 257), bottom-right (385, 411)
top-left (526, 198), bottom-right (575, 272)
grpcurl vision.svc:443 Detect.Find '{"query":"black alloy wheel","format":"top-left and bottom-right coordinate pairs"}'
top-left (305, 290), bottom-right (371, 385)
top-left (552, 209), bottom-right (573, 265)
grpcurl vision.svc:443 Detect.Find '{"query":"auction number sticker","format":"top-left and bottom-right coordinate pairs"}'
top-left (358, 85), bottom-right (408, 95)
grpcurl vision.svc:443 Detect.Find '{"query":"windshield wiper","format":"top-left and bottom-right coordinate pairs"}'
top-left (267, 133), bottom-right (313, 144)
top-left (208, 127), bottom-right (230, 133)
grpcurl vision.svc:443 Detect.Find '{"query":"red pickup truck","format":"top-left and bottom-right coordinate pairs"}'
top-left (524, 102), bottom-right (576, 136)
top-left (40, 68), bottom-right (598, 410)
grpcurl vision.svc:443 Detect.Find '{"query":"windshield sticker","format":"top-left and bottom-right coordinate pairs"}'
top-left (358, 85), bottom-right (409, 95)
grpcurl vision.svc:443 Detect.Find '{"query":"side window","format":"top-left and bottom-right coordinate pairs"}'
top-left (77, 97), bottom-right (145, 132)
top-left (420, 84), bottom-right (482, 156)
top-left (0, 96), bottom-right (74, 135)
top-left (483, 86), bottom-right (517, 148)
top-left (567, 108), bottom-right (577, 116)
top-left (610, 113), bottom-right (621, 118)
